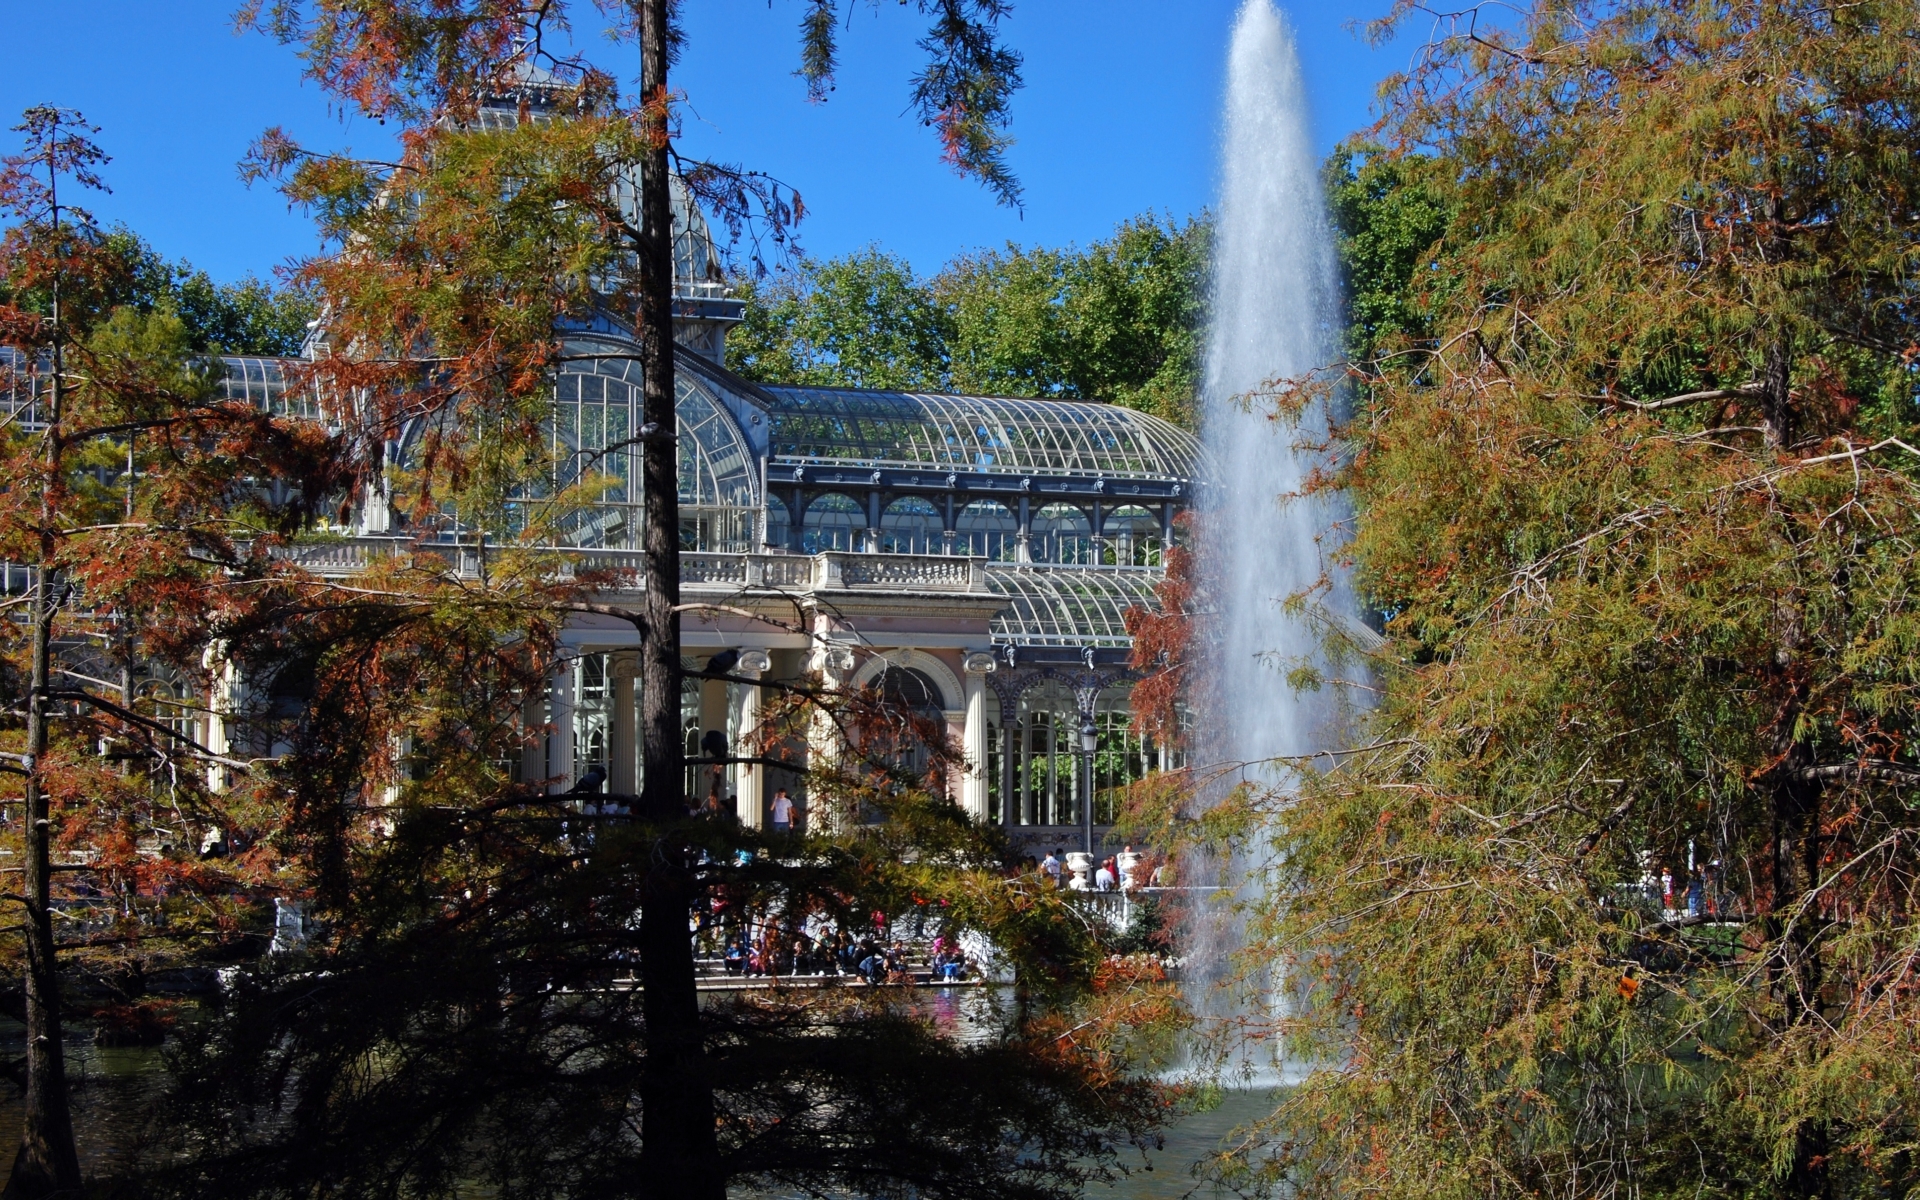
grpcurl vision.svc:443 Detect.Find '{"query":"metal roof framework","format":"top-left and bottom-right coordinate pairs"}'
top-left (765, 386), bottom-right (1201, 481)
top-left (986, 566), bottom-right (1162, 648)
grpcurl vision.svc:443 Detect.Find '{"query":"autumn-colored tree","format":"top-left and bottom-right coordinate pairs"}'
top-left (1230, 4), bottom-right (1920, 1200)
top-left (0, 108), bottom-right (358, 1197)
top-left (87, 5), bottom-right (1185, 1199)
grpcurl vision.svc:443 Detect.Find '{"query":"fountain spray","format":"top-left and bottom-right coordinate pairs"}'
top-left (1188, 0), bottom-right (1351, 1086)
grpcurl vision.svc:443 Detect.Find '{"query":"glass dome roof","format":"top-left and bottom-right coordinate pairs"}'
top-left (987, 566), bottom-right (1162, 647)
top-left (764, 386), bottom-right (1201, 481)
top-left (464, 82), bottom-right (724, 295)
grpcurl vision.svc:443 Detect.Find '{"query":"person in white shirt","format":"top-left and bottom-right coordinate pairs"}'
top-left (1094, 862), bottom-right (1116, 892)
top-left (1041, 850), bottom-right (1062, 888)
top-left (770, 788), bottom-right (795, 832)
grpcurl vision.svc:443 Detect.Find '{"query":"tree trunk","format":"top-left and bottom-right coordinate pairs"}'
top-left (8, 257), bottom-right (82, 1197)
top-left (1760, 188), bottom-right (1794, 452)
top-left (1763, 336), bottom-right (1793, 452)
top-left (1766, 665), bottom-right (1827, 1200)
top-left (632, 3), bottom-right (724, 1198)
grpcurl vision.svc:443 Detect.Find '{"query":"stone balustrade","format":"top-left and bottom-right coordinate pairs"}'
top-left (254, 538), bottom-right (994, 594)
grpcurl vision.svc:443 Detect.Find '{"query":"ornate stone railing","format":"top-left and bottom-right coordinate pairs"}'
top-left (817, 552), bottom-right (984, 592)
top-left (263, 538), bottom-right (993, 595)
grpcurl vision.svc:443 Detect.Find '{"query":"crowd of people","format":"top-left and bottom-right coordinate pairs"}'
top-left (714, 923), bottom-right (972, 985)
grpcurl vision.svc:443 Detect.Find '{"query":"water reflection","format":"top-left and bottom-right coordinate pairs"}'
top-left (0, 1021), bottom-right (169, 1188)
top-left (0, 1010), bottom-right (1282, 1198)
top-left (1090, 1089), bottom-right (1280, 1200)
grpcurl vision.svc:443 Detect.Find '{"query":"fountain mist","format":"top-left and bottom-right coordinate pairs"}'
top-left (1204, 0), bottom-right (1342, 766)
top-left (1185, 0), bottom-right (1347, 1084)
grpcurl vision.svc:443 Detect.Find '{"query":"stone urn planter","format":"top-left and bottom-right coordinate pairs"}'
top-left (1064, 851), bottom-right (1093, 890)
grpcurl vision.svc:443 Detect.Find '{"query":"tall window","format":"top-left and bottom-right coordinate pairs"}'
top-left (879, 497), bottom-right (942, 555)
top-left (954, 499), bottom-right (1018, 561)
top-left (573, 653), bottom-right (612, 780)
top-left (802, 493), bottom-right (864, 552)
top-left (861, 666), bottom-right (948, 788)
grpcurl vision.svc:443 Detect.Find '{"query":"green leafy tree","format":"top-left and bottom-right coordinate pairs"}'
top-left (1231, 5), bottom-right (1920, 1200)
top-left (734, 214), bottom-right (1208, 426)
top-left (0, 227), bottom-right (316, 356)
top-left (1322, 144), bottom-right (1450, 369)
top-left (729, 248), bottom-right (952, 390)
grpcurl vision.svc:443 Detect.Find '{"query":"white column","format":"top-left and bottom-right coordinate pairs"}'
top-left (547, 656), bottom-right (575, 794)
top-left (520, 690), bottom-right (547, 787)
top-left (202, 641), bottom-right (238, 793)
top-left (961, 651), bottom-right (996, 822)
top-left (609, 651), bottom-right (638, 795)
top-left (807, 642), bottom-right (856, 833)
top-left (733, 649), bottom-right (772, 827)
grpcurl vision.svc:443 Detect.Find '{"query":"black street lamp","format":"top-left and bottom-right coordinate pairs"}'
top-left (1079, 714), bottom-right (1098, 858)
top-left (1076, 665), bottom-right (1101, 866)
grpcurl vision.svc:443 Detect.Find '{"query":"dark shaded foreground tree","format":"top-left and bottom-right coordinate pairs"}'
top-left (86, 3), bottom-right (1184, 1198)
top-left (135, 696), bottom-right (1179, 1200)
top-left (0, 108), bottom-right (367, 1197)
top-left (1203, 4), bottom-right (1920, 1200)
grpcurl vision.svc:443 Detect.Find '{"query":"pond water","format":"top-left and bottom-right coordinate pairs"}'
top-left (0, 1025), bottom-right (171, 1188)
top-left (1091, 1088), bottom-right (1284, 1200)
top-left (0, 1015), bottom-right (1284, 1198)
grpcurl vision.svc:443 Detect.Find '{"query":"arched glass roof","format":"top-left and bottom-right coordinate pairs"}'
top-left (555, 353), bottom-right (757, 509)
top-left (764, 386), bottom-right (1200, 481)
top-left (217, 356), bottom-right (317, 419)
top-left (987, 567), bottom-right (1161, 648)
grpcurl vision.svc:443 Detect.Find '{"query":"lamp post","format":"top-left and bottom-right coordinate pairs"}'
top-left (1079, 713), bottom-right (1098, 858)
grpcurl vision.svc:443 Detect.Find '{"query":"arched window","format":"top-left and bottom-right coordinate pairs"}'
top-left (803, 493), bottom-right (865, 553)
top-left (862, 666), bottom-right (949, 786)
top-left (1030, 503), bottom-right (1093, 565)
top-left (880, 496), bottom-right (942, 555)
top-left (1101, 505), bottom-right (1162, 567)
top-left (513, 357), bottom-right (757, 552)
top-left (764, 493), bottom-right (798, 552)
top-left (875, 665), bottom-right (947, 712)
top-left (954, 499), bottom-right (1018, 561)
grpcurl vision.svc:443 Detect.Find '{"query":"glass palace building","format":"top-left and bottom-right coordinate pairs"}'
top-left (7, 82), bottom-right (1199, 855)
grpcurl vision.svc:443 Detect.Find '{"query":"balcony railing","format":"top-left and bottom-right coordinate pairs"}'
top-left (266, 539), bottom-right (992, 594)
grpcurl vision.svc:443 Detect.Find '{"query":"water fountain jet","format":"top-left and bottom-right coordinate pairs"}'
top-left (1184, 0), bottom-right (1350, 1089)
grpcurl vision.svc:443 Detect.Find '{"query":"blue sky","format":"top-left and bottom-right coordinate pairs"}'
top-left (0, 1), bottom-right (1414, 285)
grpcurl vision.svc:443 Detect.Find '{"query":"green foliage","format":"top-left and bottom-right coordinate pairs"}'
top-left (1239, 5), bottom-right (1920, 1200)
top-left (0, 225), bottom-right (314, 354)
top-left (730, 248), bottom-right (952, 391)
top-left (1323, 145), bottom-right (1452, 368)
top-left (730, 213), bottom-right (1208, 427)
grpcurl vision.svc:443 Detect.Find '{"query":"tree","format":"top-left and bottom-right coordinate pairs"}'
top-left (1233, 4), bottom-right (1920, 1200)
top-left (0, 108), bottom-right (353, 1197)
top-left (732, 214), bottom-right (1209, 426)
top-left (122, 5), bottom-right (1179, 1198)
top-left (0, 228), bottom-right (317, 358)
top-left (944, 213), bottom-right (1208, 426)
top-left (729, 248), bottom-right (952, 390)
top-left (1321, 144), bottom-right (1450, 370)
